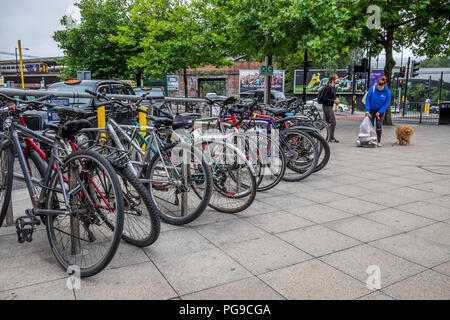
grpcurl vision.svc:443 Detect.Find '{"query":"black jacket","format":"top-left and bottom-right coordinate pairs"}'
top-left (322, 85), bottom-right (336, 107)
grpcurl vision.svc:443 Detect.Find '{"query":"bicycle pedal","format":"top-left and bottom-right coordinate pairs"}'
top-left (25, 209), bottom-right (41, 226)
top-left (15, 216), bottom-right (37, 243)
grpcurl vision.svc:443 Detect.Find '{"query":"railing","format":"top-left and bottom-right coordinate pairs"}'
top-left (391, 101), bottom-right (440, 125)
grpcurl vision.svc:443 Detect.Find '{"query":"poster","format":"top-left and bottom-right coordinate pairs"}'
top-left (294, 69), bottom-right (366, 94)
top-left (368, 70), bottom-right (384, 88)
top-left (239, 70), bottom-right (284, 94)
top-left (167, 75), bottom-right (179, 91)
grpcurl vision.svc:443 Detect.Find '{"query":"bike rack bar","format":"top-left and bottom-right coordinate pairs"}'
top-left (0, 88), bottom-right (207, 103)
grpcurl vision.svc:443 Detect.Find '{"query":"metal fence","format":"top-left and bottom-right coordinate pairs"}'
top-left (391, 102), bottom-right (440, 125)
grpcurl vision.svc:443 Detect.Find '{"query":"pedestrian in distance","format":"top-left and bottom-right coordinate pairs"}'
top-left (321, 73), bottom-right (340, 143)
top-left (364, 76), bottom-right (391, 147)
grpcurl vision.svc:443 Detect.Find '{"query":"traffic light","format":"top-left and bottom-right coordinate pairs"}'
top-left (398, 79), bottom-right (405, 87)
top-left (361, 58), bottom-right (368, 73)
top-left (399, 66), bottom-right (406, 78)
top-left (411, 60), bottom-right (420, 78)
top-left (425, 77), bottom-right (431, 91)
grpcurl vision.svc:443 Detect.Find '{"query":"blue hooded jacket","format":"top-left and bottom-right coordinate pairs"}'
top-left (365, 85), bottom-right (391, 114)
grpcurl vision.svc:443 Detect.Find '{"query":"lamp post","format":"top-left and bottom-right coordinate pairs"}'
top-left (15, 46), bottom-right (29, 88)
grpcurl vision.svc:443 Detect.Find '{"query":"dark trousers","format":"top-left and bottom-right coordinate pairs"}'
top-left (369, 110), bottom-right (385, 143)
top-left (323, 106), bottom-right (336, 139)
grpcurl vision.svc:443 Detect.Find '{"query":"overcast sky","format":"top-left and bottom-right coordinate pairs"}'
top-left (0, 0), bottom-right (415, 65)
top-left (0, 0), bottom-right (79, 59)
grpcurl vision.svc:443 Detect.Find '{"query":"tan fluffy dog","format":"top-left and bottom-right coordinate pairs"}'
top-left (395, 125), bottom-right (414, 145)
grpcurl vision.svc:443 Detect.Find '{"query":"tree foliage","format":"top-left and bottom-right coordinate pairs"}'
top-left (113, 0), bottom-right (232, 80)
top-left (53, 0), bottom-right (136, 81)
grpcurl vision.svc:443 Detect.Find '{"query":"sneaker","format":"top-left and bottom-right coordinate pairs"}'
top-left (377, 142), bottom-right (382, 147)
top-left (330, 138), bottom-right (340, 143)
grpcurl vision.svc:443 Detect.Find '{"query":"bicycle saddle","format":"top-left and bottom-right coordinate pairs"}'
top-left (53, 106), bottom-right (91, 118)
top-left (265, 107), bottom-right (288, 116)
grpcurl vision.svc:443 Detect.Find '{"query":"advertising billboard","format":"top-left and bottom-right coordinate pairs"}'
top-left (368, 70), bottom-right (384, 88)
top-left (294, 69), bottom-right (366, 94)
top-left (239, 69), bottom-right (285, 94)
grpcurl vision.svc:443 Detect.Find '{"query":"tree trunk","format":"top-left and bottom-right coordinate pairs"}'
top-left (136, 71), bottom-right (142, 87)
top-left (383, 28), bottom-right (396, 126)
top-left (183, 68), bottom-right (188, 98)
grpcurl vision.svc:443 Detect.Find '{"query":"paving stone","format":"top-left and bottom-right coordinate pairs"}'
top-left (260, 259), bottom-right (370, 300)
top-left (0, 279), bottom-right (74, 300)
top-left (357, 291), bottom-right (394, 300)
top-left (287, 204), bottom-right (352, 224)
top-left (325, 216), bottom-right (402, 242)
top-left (239, 199), bottom-right (281, 216)
top-left (352, 180), bottom-right (401, 192)
top-left (394, 201), bottom-right (450, 221)
top-left (412, 222), bottom-right (450, 246)
top-left (0, 251), bottom-right (66, 291)
top-left (181, 277), bottom-right (285, 300)
top-left (245, 211), bottom-right (313, 234)
top-left (331, 185), bottom-right (373, 197)
top-left (153, 248), bottom-right (251, 296)
top-left (370, 233), bottom-right (450, 268)
top-left (383, 270), bottom-right (450, 300)
top-left (362, 208), bottom-right (434, 232)
top-left (324, 198), bottom-right (386, 215)
top-left (295, 190), bottom-right (348, 204)
top-left (144, 228), bottom-right (215, 261)
top-left (220, 235), bottom-right (312, 274)
top-left (257, 194), bottom-right (315, 210)
top-left (388, 187), bottom-right (440, 202)
top-left (0, 229), bottom-right (49, 258)
top-left (75, 262), bottom-right (177, 300)
top-left (278, 225), bottom-right (360, 257)
top-left (432, 261), bottom-right (450, 276)
top-left (429, 195), bottom-right (450, 209)
top-left (410, 182), bottom-right (450, 195)
top-left (193, 219), bottom-right (267, 247)
top-left (321, 244), bottom-right (425, 288)
top-left (360, 192), bottom-right (415, 207)
top-left (188, 209), bottom-right (238, 226)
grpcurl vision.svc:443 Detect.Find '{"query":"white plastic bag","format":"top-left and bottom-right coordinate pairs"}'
top-left (356, 116), bottom-right (377, 147)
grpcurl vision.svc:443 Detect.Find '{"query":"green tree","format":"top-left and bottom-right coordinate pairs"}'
top-left (53, 0), bottom-right (139, 82)
top-left (203, 0), bottom-right (364, 97)
top-left (113, 0), bottom-right (231, 97)
top-left (358, 0), bottom-right (450, 124)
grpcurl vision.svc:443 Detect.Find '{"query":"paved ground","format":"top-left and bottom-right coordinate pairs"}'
top-left (1, 120), bottom-right (449, 300)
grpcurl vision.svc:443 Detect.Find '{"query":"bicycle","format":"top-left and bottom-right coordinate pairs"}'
top-left (0, 93), bottom-right (124, 277)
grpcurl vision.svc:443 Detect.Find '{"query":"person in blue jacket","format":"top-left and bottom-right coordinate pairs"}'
top-left (365, 76), bottom-right (391, 147)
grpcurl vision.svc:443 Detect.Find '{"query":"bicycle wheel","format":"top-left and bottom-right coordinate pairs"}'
top-left (117, 166), bottom-right (160, 247)
top-left (254, 134), bottom-right (286, 191)
top-left (0, 142), bottom-right (14, 227)
top-left (313, 119), bottom-right (330, 142)
top-left (201, 140), bottom-right (257, 213)
top-left (44, 149), bottom-right (124, 277)
top-left (24, 148), bottom-right (48, 196)
top-left (308, 131), bottom-right (330, 172)
top-left (281, 129), bottom-right (318, 182)
top-left (145, 142), bottom-right (212, 225)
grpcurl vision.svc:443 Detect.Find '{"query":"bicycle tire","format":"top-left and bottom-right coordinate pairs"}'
top-left (313, 120), bottom-right (330, 142)
top-left (308, 131), bottom-right (330, 172)
top-left (145, 142), bottom-right (213, 225)
top-left (0, 142), bottom-right (14, 228)
top-left (281, 129), bottom-right (318, 182)
top-left (116, 166), bottom-right (161, 247)
top-left (44, 149), bottom-right (124, 277)
top-left (201, 140), bottom-right (257, 214)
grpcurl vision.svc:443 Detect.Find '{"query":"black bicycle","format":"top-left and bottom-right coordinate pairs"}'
top-left (0, 94), bottom-right (124, 277)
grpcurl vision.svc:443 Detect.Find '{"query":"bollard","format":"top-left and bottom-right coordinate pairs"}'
top-left (138, 106), bottom-right (147, 151)
top-left (5, 199), bottom-right (13, 226)
top-left (97, 106), bottom-right (106, 141)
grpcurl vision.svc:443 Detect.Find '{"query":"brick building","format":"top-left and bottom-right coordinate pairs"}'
top-left (169, 61), bottom-right (266, 97)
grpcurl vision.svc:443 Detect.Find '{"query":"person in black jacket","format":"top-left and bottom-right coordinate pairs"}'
top-left (322, 73), bottom-right (340, 143)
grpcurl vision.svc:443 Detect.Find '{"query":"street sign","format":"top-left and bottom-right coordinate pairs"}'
top-left (48, 98), bottom-right (69, 122)
top-left (167, 75), bottom-right (179, 91)
top-left (259, 65), bottom-right (274, 76)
